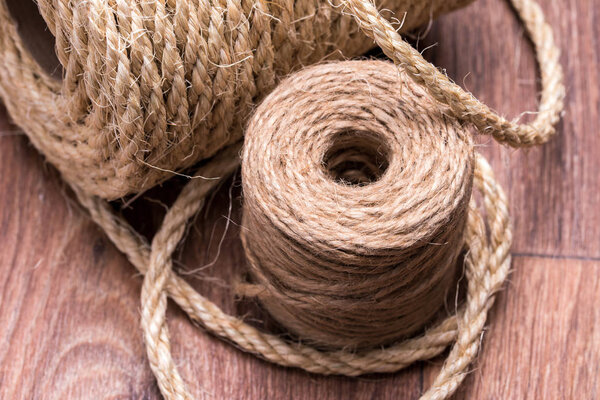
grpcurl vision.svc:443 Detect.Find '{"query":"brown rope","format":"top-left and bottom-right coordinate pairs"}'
top-left (342, 0), bottom-right (564, 146)
top-left (77, 141), bottom-right (510, 400)
top-left (0, 0), bottom-right (473, 200)
top-left (240, 60), bottom-right (474, 349)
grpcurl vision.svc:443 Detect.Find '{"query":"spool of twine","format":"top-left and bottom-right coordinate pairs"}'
top-left (240, 60), bottom-right (474, 349)
top-left (0, 0), bottom-right (473, 199)
top-left (0, 0), bottom-right (566, 399)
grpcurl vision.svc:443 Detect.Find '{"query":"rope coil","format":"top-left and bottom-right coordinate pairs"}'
top-left (0, 0), bottom-right (473, 199)
top-left (240, 60), bottom-right (474, 349)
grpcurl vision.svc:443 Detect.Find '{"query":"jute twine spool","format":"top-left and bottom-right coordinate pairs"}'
top-left (240, 60), bottom-right (474, 349)
top-left (0, 0), bottom-right (565, 399)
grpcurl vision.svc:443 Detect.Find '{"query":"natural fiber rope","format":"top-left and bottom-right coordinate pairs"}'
top-left (0, 0), bottom-right (473, 200)
top-left (240, 60), bottom-right (474, 349)
top-left (343, 0), bottom-right (564, 147)
top-left (0, 0), bottom-right (564, 399)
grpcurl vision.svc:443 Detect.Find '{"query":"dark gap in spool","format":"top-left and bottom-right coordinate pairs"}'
top-left (6, 0), bottom-right (62, 79)
top-left (322, 130), bottom-right (390, 186)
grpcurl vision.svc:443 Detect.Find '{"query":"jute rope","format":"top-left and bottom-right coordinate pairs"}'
top-left (0, 0), bottom-right (565, 399)
top-left (240, 60), bottom-right (474, 350)
top-left (0, 0), bottom-right (473, 200)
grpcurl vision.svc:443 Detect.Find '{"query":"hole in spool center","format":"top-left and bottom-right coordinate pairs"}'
top-left (323, 131), bottom-right (390, 186)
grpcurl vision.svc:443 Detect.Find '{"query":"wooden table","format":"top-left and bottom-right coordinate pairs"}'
top-left (1, 0), bottom-right (598, 398)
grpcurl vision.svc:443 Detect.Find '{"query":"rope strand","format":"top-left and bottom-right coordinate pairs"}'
top-left (342, 0), bottom-right (565, 146)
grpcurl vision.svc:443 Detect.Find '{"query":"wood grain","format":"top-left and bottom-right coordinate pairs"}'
top-left (421, 0), bottom-right (600, 259)
top-left (1, 0), bottom-right (599, 398)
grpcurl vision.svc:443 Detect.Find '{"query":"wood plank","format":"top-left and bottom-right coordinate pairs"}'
top-left (0, 120), bottom-right (159, 398)
top-left (422, 0), bottom-right (600, 258)
top-left (454, 256), bottom-right (600, 399)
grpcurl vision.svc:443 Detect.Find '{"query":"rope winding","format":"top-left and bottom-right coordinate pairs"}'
top-left (75, 147), bottom-right (510, 400)
top-left (240, 60), bottom-right (474, 350)
top-left (0, 0), bottom-right (473, 199)
top-left (128, 0), bottom-right (561, 397)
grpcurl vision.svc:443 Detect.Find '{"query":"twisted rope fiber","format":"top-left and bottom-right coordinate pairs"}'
top-left (0, 0), bottom-right (564, 399)
top-left (0, 0), bottom-right (473, 200)
top-left (343, 0), bottom-right (565, 147)
top-left (240, 61), bottom-right (475, 349)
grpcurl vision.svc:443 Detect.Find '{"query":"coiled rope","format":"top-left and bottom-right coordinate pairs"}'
top-left (0, 0), bottom-right (473, 199)
top-left (240, 60), bottom-right (474, 350)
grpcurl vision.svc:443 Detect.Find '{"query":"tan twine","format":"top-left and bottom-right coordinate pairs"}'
top-left (240, 60), bottom-right (475, 350)
top-left (0, 0), bottom-right (565, 399)
top-left (0, 0), bottom-right (473, 200)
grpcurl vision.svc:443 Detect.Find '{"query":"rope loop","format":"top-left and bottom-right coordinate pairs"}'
top-left (342, 0), bottom-right (564, 147)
